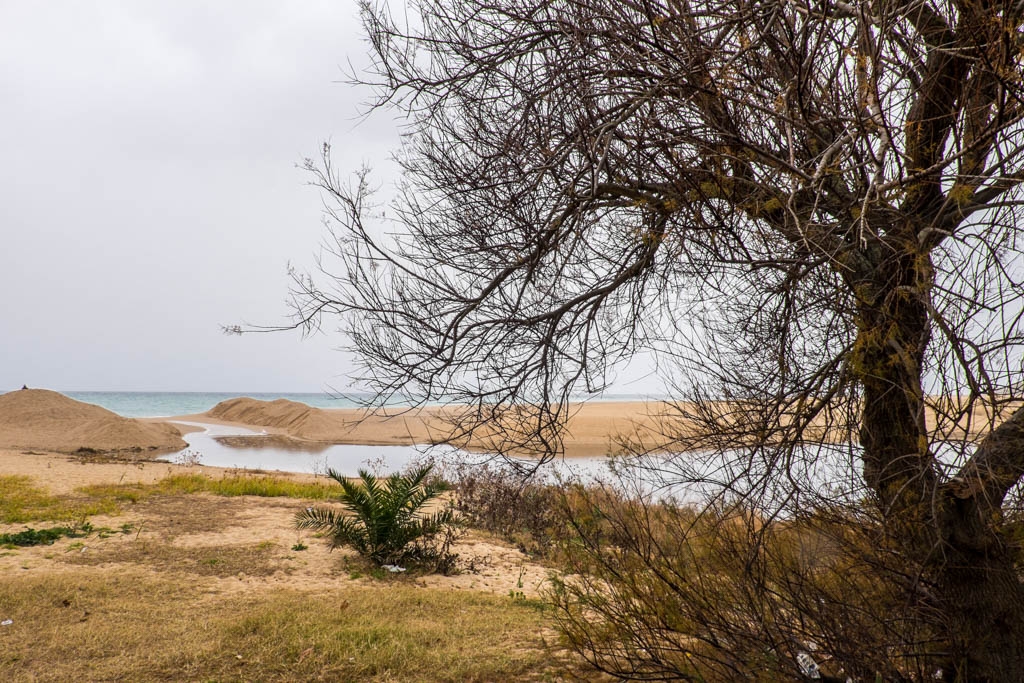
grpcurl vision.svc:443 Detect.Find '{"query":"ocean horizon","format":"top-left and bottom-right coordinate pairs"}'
top-left (4, 389), bottom-right (661, 418)
top-left (61, 391), bottom-right (369, 418)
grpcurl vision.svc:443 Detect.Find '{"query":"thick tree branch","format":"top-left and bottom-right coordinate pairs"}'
top-left (950, 403), bottom-right (1024, 508)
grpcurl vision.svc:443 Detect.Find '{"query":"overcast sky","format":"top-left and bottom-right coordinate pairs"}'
top-left (0, 1), bottom-right (402, 393)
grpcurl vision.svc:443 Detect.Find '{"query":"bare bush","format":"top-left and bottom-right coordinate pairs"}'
top-left (439, 461), bottom-right (571, 560)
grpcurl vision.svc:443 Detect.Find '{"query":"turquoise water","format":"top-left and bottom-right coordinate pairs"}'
top-left (61, 391), bottom-right (370, 418)
top-left (21, 390), bottom-right (659, 418)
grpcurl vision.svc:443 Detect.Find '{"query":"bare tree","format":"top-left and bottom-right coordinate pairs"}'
top-left (285, 0), bottom-right (1024, 679)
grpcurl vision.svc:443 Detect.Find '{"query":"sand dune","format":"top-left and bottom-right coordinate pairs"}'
top-left (206, 397), bottom-right (349, 442)
top-left (0, 388), bottom-right (186, 454)
top-left (5, 389), bottom-right (1014, 462)
top-left (200, 397), bottom-right (453, 447)
top-left (193, 396), bottom-right (675, 458)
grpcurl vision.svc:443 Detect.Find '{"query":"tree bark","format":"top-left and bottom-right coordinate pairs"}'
top-left (852, 247), bottom-right (1024, 680)
top-left (851, 244), bottom-right (936, 515)
top-left (934, 488), bottom-right (1024, 681)
top-left (932, 406), bottom-right (1024, 681)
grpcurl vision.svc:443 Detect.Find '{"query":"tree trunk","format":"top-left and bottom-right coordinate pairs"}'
top-left (934, 490), bottom-right (1024, 681)
top-left (934, 406), bottom-right (1024, 680)
top-left (851, 246), bottom-right (1024, 680)
top-left (851, 247), bottom-right (935, 515)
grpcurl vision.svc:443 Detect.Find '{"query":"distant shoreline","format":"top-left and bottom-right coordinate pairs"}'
top-left (165, 397), bottom-right (671, 459)
top-left (0, 388), bottom-right (668, 459)
top-left (37, 389), bottom-right (669, 420)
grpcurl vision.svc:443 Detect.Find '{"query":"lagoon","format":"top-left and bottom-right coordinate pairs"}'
top-left (164, 421), bottom-right (614, 482)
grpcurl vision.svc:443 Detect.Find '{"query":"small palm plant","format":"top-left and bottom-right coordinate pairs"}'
top-left (295, 463), bottom-right (459, 568)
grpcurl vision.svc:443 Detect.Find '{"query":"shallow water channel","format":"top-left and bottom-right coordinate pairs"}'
top-left (163, 421), bottom-right (613, 482)
top-left (163, 422), bottom-right (976, 508)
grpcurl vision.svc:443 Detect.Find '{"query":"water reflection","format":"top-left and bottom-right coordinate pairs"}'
top-left (165, 421), bottom-right (611, 481)
top-left (213, 434), bottom-right (334, 453)
top-left (167, 421), bottom-right (962, 509)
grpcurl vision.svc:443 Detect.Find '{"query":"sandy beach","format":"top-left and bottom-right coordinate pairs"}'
top-left (0, 457), bottom-right (565, 680)
top-left (0, 389), bottom-right (1018, 680)
top-left (0, 445), bottom-right (551, 592)
top-left (0, 387), bottom-right (677, 460)
top-left (4, 389), bottom-right (1010, 467)
top-left (0, 388), bottom-right (667, 602)
top-left (166, 395), bottom-right (675, 459)
top-left (0, 388), bottom-right (579, 681)
top-left (0, 388), bottom-right (657, 611)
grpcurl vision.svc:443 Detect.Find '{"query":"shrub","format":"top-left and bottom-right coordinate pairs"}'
top-left (0, 524), bottom-right (86, 548)
top-left (445, 462), bottom-right (569, 560)
top-left (295, 464), bottom-right (460, 571)
top-left (548, 480), bottom-right (925, 682)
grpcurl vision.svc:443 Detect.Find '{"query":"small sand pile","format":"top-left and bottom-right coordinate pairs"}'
top-left (0, 389), bottom-right (186, 454)
top-left (205, 397), bottom-right (345, 442)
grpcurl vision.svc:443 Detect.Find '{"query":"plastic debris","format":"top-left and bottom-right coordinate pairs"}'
top-left (381, 564), bottom-right (407, 573)
top-left (1, 619), bottom-right (12, 626)
top-left (797, 652), bottom-right (821, 679)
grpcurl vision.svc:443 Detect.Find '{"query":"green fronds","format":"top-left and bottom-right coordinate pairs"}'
top-left (296, 464), bottom-right (460, 568)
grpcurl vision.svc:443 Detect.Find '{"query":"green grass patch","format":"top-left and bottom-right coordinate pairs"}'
top-left (0, 525), bottom-right (81, 548)
top-left (2, 472), bottom-right (339, 526)
top-left (0, 476), bottom-right (120, 524)
top-left (0, 522), bottom-right (134, 549)
top-left (79, 474), bottom-right (338, 502)
top-left (180, 473), bottom-right (338, 499)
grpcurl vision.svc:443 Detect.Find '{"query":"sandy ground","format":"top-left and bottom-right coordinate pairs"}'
top-left (175, 396), bottom-right (677, 458)
top-left (0, 448), bottom-right (222, 494)
top-left (6, 388), bottom-right (1020, 465)
top-left (4, 389), bottom-right (1019, 614)
top-left (0, 389), bottom-right (187, 454)
top-left (0, 389), bottom-right (596, 600)
top-left (1, 388), bottom-right (676, 459)
top-left (187, 394), bottom-right (1015, 456)
top-left (0, 448), bottom-right (553, 600)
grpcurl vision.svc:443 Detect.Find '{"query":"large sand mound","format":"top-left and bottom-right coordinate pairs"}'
top-left (201, 396), bottom-right (682, 458)
top-left (205, 397), bottom-right (346, 442)
top-left (201, 396), bottom-right (659, 456)
top-left (0, 389), bottom-right (186, 454)
top-left (202, 397), bottom-right (444, 446)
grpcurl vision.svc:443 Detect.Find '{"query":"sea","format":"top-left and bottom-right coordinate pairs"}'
top-left (51, 390), bottom-right (657, 418)
top-left (61, 391), bottom-right (372, 418)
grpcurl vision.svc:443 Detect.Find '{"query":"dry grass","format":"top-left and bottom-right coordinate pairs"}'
top-left (104, 493), bottom-right (261, 536)
top-left (0, 569), bottom-right (562, 682)
top-left (65, 538), bottom-right (289, 577)
top-left (0, 468), bottom-right (583, 681)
